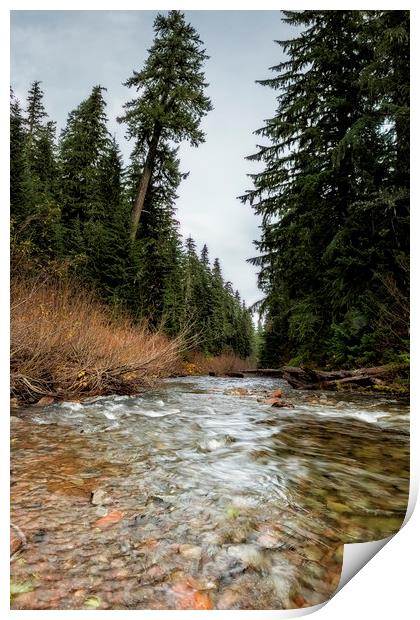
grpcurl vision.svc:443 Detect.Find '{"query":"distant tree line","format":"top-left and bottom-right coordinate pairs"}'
top-left (10, 11), bottom-right (254, 359)
top-left (242, 10), bottom-right (409, 368)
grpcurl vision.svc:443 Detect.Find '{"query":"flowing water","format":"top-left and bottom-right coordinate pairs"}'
top-left (10, 376), bottom-right (409, 610)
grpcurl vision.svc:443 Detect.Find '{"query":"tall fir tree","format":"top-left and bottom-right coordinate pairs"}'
top-left (10, 90), bottom-right (28, 225)
top-left (118, 10), bottom-right (213, 240)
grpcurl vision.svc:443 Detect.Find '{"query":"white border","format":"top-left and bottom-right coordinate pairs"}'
top-left (3, 2), bottom-right (418, 619)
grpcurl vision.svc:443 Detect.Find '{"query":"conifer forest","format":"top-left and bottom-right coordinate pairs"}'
top-left (10, 10), bottom-right (411, 612)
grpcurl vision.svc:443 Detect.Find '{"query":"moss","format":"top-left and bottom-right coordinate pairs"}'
top-left (370, 383), bottom-right (410, 395)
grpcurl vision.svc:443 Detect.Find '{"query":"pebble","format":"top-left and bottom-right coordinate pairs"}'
top-left (10, 527), bottom-right (23, 555)
top-left (178, 544), bottom-right (202, 560)
top-left (226, 544), bottom-right (266, 569)
top-left (110, 558), bottom-right (125, 568)
top-left (94, 510), bottom-right (125, 528)
top-left (217, 588), bottom-right (242, 609)
top-left (91, 488), bottom-right (112, 506)
top-left (257, 532), bottom-right (280, 548)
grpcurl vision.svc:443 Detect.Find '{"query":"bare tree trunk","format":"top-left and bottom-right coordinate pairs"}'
top-left (130, 122), bottom-right (162, 241)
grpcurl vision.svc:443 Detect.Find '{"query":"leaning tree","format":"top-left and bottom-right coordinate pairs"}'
top-left (118, 10), bottom-right (212, 241)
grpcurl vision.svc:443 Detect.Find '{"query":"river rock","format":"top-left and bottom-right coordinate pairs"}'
top-left (10, 398), bottom-right (19, 409)
top-left (270, 389), bottom-right (283, 398)
top-left (271, 399), bottom-right (294, 408)
top-left (256, 532), bottom-right (281, 548)
top-left (10, 525), bottom-right (25, 555)
top-left (94, 510), bottom-right (125, 528)
top-left (178, 544), bottom-right (202, 560)
top-left (34, 396), bottom-right (55, 407)
top-left (90, 488), bottom-right (112, 506)
top-left (216, 588), bottom-right (242, 609)
top-left (10, 415), bottom-right (23, 425)
top-left (226, 544), bottom-right (267, 569)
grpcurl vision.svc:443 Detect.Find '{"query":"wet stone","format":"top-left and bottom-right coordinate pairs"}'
top-left (91, 488), bottom-right (112, 506)
top-left (33, 529), bottom-right (48, 543)
top-left (10, 526), bottom-right (24, 555)
top-left (178, 544), bottom-right (202, 560)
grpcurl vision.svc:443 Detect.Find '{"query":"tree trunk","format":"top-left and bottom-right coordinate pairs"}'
top-left (239, 365), bottom-right (403, 391)
top-left (130, 122), bottom-right (162, 241)
top-left (279, 365), bottom-right (396, 390)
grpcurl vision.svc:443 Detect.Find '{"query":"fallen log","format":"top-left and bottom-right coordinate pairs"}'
top-left (280, 365), bottom-right (396, 390)
top-left (239, 365), bottom-right (400, 391)
top-left (240, 369), bottom-right (284, 377)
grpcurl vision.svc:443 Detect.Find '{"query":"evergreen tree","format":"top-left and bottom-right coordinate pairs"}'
top-left (58, 86), bottom-right (133, 299)
top-left (59, 85), bottom-right (110, 229)
top-left (200, 243), bottom-right (209, 267)
top-left (10, 90), bottom-right (28, 224)
top-left (118, 10), bottom-right (213, 240)
top-left (25, 80), bottom-right (47, 137)
top-left (11, 84), bottom-right (61, 261)
top-left (126, 140), bottom-right (186, 327)
top-left (84, 137), bottom-right (132, 304)
top-left (242, 10), bottom-right (409, 367)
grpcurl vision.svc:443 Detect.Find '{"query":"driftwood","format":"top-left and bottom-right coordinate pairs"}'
top-left (241, 369), bottom-right (284, 378)
top-left (241, 366), bottom-right (396, 391)
top-left (280, 366), bottom-right (394, 390)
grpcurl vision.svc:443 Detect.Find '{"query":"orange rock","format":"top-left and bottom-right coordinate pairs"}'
top-left (271, 400), bottom-right (293, 408)
top-left (94, 510), bottom-right (124, 528)
top-left (263, 398), bottom-right (280, 406)
top-left (10, 528), bottom-right (23, 555)
top-left (271, 389), bottom-right (283, 398)
top-left (193, 591), bottom-right (213, 610)
top-left (293, 595), bottom-right (309, 608)
top-left (144, 538), bottom-right (159, 549)
top-left (173, 583), bottom-right (213, 610)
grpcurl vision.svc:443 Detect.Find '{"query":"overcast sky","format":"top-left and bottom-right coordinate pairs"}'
top-left (10, 10), bottom-right (293, 308)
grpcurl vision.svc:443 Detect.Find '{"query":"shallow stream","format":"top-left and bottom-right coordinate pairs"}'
top-left (10, 376), bottom-right (409, 609)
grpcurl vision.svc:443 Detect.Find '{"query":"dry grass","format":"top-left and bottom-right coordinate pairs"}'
top-left (11, 276), bottom-right (184, 403)
top-left (183, 352), bottom-right (255, 376)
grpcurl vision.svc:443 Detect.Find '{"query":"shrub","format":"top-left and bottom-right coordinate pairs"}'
top-left (11, 275), bottom-right (184, 403)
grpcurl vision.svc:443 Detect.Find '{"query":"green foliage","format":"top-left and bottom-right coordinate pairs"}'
top-left (118, 10), bottom-right (213, 240)
top-left (242, 10), bottom-right (409, 368)
top-left (118, 10), bottom-right (212, 147)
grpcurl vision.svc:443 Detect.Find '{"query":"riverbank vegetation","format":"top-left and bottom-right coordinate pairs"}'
top-left (10, 11), bottom-right (255, 402)
top-left (11, 275), bottom-right (186, 403)
top-left (242, 10), bottom-right (409, 371)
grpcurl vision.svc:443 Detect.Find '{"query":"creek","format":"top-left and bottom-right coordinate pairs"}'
top-left (10, 375), bottom-right (409, 609)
